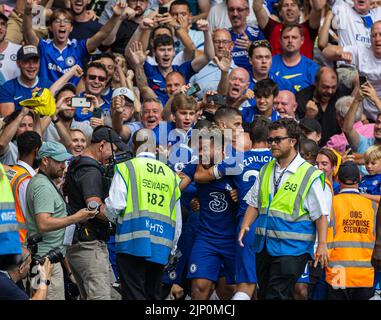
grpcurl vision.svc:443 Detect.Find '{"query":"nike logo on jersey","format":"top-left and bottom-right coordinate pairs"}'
top-left (14, 96), bottom-right (23, 100)
top-left (283, 73), bottom-right (303, 79)
top-left (153, 79), bottom-right (162, 83)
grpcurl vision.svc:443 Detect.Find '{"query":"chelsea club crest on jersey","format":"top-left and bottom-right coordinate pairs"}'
top-left (66, 56), bottom-right (75, 67)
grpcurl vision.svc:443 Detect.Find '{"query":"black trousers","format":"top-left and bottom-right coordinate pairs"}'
top-left (327, 285), bottom-right (374, 300)
top-left (256, 247), bottom-right (310, 300)
top-left (116, 253), bottom-right (164, 300)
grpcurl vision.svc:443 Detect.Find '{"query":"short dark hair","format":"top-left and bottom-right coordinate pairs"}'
top-left (250, 116), bottom-right (270, 143)
top-left (152, 25), bottom-right (173, 39)
top-left (300, 139), bottom-right (319, 157)
top-left (17, 131), bottom-right (42, 158)
top-left (278, 0), bottom-right (302, 10)
top-left (269, 118), bottom-right (301, 148)
top-left (253, 79), bottom-right (279, 98)
top-left (248, 40), bottom-right (272, 58)
top-left (153, 35), bottom-right (174, 49)
top-left (214, 107), bottom-right (242, 122)
top-left (170, 0), bottom-right (191, 12)
top-left (92, 52), bottom-right (115, 62)
top-left (281, 23), bottom-right (304, 37)
top-left (84, 61), bottom-right (108, 77)
top-left (3, 110), bottom-right (35, 128)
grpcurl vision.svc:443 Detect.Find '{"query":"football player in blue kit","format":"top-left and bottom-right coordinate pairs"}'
top-left (194, 116), bottom-right (273, 300)
top-left (179, 126), bottom-right (239, 300)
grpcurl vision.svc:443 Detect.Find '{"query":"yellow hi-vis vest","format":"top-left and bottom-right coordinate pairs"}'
top-left (115, 157), bottom-right (181, 265)
top-left (326, 192), bottom-right (377, 288)
top-left (256, 160), bottom-right (324, 256)
top-left (0, 163), bottom-right (22, 255)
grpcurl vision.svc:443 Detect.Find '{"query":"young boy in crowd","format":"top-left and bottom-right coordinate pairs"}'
top-left (359, 145), bottom-right (381, 203)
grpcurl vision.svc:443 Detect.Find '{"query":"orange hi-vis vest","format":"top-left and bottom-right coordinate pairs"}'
top-left (326, 191), bottom-right (377, 288)
top-left (5, 165), bottom-right (31, 243)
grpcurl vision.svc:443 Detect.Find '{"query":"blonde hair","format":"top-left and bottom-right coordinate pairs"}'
top-left (170, 92), bottom-right (199, 114)
top-left (364, 145), bottom-right (381, 163)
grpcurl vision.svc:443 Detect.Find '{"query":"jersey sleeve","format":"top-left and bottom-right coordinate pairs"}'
top-left (182, 163), bottom-right (197, 181)
top-left (0, 81), bottom-right (14, 103)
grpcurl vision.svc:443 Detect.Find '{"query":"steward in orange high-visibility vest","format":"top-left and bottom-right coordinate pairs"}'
top-left (326, 161), bottom-right (376, 300)
top-left (5, 165), bottom-right (31, 243)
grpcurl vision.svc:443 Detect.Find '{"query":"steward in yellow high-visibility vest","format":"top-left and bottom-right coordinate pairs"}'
top-left (0, 163), bottom-right (22, 257)
top-left (105, 128), bottom-right (182, 300)
top-left (326, 161), bottom-right (376, 300)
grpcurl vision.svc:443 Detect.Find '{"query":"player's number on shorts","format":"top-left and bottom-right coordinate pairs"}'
top-left (147, 192), bottom-right (164, 207)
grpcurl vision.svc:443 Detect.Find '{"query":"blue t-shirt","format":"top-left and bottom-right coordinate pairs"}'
top-left (144, 61), bottom-right (196, 106)
top-left (0, 77), bottom-right (50, 111)
top-left (359, 174), bottom-right (381, 195)
top-left (248, 72), bottom-right (293, 92)
top-left (230, 26), bottom-right (265, 70)
top-left (241, 105), bottom-right (281, 123)
top-left (217, 148), bottom-right (273, 216)
top-left (0, 272), bottom-right (29, 300)
top-left (38, 38), bottom-right (89, 87)
top-left (270, 54), bottom-right (319, 93)
top-left (182, 163), bottom-right (238, 239)
top-left (74, 94), bottom-right (111, 122)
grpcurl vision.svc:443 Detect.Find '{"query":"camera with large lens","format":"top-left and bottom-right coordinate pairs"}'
top-left (27, 234), bottom-right (64, 266)
top-left (33, 248), bottom-right (64, 265)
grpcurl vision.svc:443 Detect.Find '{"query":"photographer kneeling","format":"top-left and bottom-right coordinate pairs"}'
top-left (0, 247), bottom-right (52, 300)
top-left (25, 141), bottom-right (98, 300)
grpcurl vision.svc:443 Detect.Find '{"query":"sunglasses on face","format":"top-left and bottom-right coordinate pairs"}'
top-left (267, 136), bottom-right (290, 145)
top-left (88, 74), bottom-right (107, 82)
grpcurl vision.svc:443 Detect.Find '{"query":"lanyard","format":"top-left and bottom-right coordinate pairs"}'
top-left (272, 154), bottom-right (298, 195)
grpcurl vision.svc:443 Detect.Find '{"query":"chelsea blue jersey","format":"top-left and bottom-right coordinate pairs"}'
top-left (270, 54), bottom-right (319, 93)
top-left (217, 148), bottom-right (273, 217)
top-left (182, 163), bottom-right (238, 240)
top-left (359, 174), bottom-right (381, 195)
top-left (230, 26), bottom-right (265, 71)
top-left (38, 38), bottom-right (89, 87)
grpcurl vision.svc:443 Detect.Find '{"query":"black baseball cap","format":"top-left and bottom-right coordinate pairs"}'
top-left (55, 83), bottom-right (77, 99)
top-left (0, 12), bottom-right (8, 23)
top-left (299, 118), bottom-right (322, 133)
top-left (338, 161), bottom-right (360, 185)
top-left (91, 126), bottom-right (127, 151)
top-left (17, 45), bottom-right (39, 61)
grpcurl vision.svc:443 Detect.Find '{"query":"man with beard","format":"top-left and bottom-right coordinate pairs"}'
top-left (22, 0), bottom-right (134, 86)
top-left (68, 0), bottom-right (103, 40)
top-left (0, 12), bottom-right (21, 86)
top-left (0, 45), bottom-right (48, 117)
top-left (253, 0), bottom-right (323, 59)
top-left (270, 24), bottom-right (319, 94)
top-left (5, 131), bottom-right (42, 244)
top-left (25, 141), bottom-right (98, 300)
top-left (44, 83), bottom-right (93, 143)
top-left (296, 66), bottom-right (351, 146)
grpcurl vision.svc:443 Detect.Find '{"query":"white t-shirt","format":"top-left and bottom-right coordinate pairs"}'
top-left (0, 41), bottom-right (21, 85)
top-left (332, 0), bottom-right (381, 48)
top-left (344, 45), bottom-right (381, 121)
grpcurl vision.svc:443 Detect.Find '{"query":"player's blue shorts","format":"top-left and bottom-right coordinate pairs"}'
top-left (187, 236), bottom-right (236, 284)
top-left (235, 215), bottom-right (257, 284)
top-left (162, 210), bottom-right (200, 285)
top-left (296, 262), bottom-right (310, 283)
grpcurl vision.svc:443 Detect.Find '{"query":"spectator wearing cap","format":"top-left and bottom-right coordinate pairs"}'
top-left (325, 96), bottom-right (375, 153)
top-left (25, 140), bottom-right (98, 300)
top-left (63, 126), bottom-right (126, 300)
top-left (299, 118), bottom-right (322, 146)
top-left (0, 45), bottom-right (49, 117)
top-left (326, 161), bottom-right (377, 300)
top-left (296, 67), bottom-right (353, 146)
top-left (0, 11), bottom-right (21, 86)
top-left (43, 82), bottom-right (93, 145)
